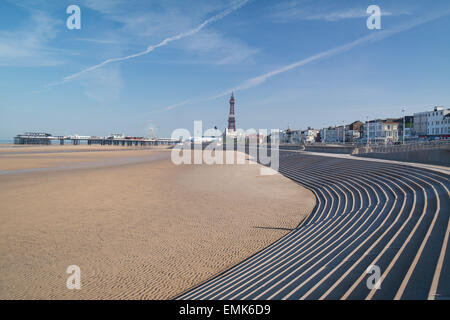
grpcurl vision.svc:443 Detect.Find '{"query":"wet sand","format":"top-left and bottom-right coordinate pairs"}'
top-left (0, 146), bottom-right (315, 299)
top-left (0, 145), bottom-right (169, 171)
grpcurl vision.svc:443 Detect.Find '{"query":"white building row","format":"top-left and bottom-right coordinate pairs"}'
top-left (280, 128), bottom-right (319, 144)
top-left (362, 120), bottom-right (400, 144)
top-left (414, 106), bottom-right (450, 136)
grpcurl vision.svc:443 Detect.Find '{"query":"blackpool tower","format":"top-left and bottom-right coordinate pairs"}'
top-left (227, 92), bottom-right (236, 132)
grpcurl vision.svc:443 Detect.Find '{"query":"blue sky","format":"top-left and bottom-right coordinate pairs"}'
top-left (1, 0), bottom-right (450, 139)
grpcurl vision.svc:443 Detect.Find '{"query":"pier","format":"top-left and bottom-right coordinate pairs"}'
top-left (13, 132), bottom-right (180, 146)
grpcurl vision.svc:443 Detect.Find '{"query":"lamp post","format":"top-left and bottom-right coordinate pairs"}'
top-left (366, 116), bottom-right (370, 147)
top-left (402, 108), bottom-right (406, 145)
top-left (342, 121), bottom-right (346, 145)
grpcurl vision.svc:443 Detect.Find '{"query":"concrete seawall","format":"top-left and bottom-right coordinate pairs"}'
top-left (355, 148), bottom-right (450, 167)
top-left (299, 144), bottom-right (449, 167)
top-left (304, 145), bottom-right (357, 154)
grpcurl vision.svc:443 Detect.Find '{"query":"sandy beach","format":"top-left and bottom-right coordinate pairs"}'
top-left (0, 146), bottom-right (315, 299)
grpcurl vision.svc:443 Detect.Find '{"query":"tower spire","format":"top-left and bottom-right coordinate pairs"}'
top-left (227, 92), bottom-right (236, 131)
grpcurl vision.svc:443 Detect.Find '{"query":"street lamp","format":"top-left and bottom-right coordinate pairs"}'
top-left (342, 121), bottom-right (346, 145)
top-left (402, 108), bottom-right (406, 145)
top-left (366, 116), bottom-right (370, 147)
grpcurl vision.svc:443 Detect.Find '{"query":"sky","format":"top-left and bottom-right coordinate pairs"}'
top-left (1, 0), bottom-right (450, 139)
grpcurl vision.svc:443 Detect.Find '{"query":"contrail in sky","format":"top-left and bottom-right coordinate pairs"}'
top-left (49, 0), bottom-right (251, 85)
top-left (163, 10), bottom-right (450, 111)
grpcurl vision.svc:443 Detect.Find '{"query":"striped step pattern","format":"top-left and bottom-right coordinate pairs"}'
top-left (177, 151), bottom-right (450, 300)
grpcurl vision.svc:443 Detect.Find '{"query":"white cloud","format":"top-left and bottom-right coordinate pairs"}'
top-left (228, 11), bottom-right (449, 92)
top-left (270, 1), bottom-right (410, 23)
top-left (59, 0), bottom-right (252, 82)
top-left (163, 10), bottom-right (450, 111)
top-left (0, 10), bottom-right (65, 66)
top-left (305, 9), bottom-right (393, 22)
top-left (178, 30), bottom-right (258, 65)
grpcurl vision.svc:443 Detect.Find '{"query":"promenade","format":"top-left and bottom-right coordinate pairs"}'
top-left (178, 150), bottom-right (449, 300)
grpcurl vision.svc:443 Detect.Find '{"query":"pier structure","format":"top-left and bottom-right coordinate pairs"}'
top-left (13, 132), bottom-right (53, 145)
top-left (13, 133), bottom-right (180, 146)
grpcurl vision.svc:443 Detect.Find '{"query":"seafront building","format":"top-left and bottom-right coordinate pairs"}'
top-left (413, 106), bottom-right (450, 137)
top-left (313, 106), bottom-right (448, 145)
top-left (280, 128), bottom-right (301, 144)
top-left (426, 106), bottom-right (449, 136)
top-left (318, 122), bottom-right (361, 144)
top-left (279, 128), bottom-right (319, 144)
top-left (315, 105), bottom-right (450, 144)
top-left (445, 114), bottom-right (450, 134)
top-left (345, 121), bottom-right (363, 143)
top-left (413, 111), bottom-right (429, 136)
top-left (320, 127), bottom-right (338, 143)
top-left (302, 128), bottom-right (319, 144)
top-left (397, 116), bottom-right (414, 141)
top-left (362, 119), bottom-right (400, 144)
